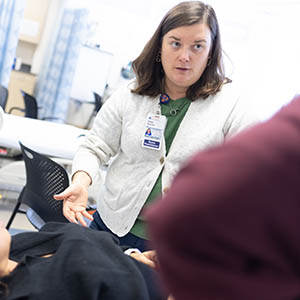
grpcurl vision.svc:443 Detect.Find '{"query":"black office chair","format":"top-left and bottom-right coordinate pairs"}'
top-left (8, 90), bottom-right (38, 119)
top-left (8, 90), bottom-right (61, 121)
top-left (85, 91), bottom-right (102, 129)
top-left (6, 142), bottom-right (70, 230)
top-left (0, 84), bottom-right (8, 111)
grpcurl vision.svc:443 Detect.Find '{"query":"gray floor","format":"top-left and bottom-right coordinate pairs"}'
top-left (0, 156), bottom-right (36, 234)
top-left (0, 203), bottom-right (37, 234)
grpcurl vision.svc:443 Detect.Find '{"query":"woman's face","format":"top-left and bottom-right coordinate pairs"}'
top-left (161, 22), bottom-right (212, 98)
top-left (0, 223), bottom-right (11, 277)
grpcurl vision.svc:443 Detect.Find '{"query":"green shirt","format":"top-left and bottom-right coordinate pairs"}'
top-left (130, 97), bottom-right (191, 239)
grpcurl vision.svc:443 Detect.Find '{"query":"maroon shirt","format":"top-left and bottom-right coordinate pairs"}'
top-left (146, 95), bottom-right (300, 300)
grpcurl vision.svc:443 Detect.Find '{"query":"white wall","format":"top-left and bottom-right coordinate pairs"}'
top-left (213, 0), bottom-right (300, 120)
top-left (31, 0), bottom-right (67, 75)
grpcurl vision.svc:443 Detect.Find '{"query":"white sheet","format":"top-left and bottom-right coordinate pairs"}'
top-left (0, 106), bottom-right (3, 130)
top-left (0, 113), bottom-right (88, 159)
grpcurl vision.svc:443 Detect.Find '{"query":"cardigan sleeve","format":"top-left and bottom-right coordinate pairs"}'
top-left (71, 83), bottom-right (129, 181)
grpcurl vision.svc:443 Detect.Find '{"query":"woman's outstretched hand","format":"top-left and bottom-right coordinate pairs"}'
top-left (53, 171), bottom-right (93, 227)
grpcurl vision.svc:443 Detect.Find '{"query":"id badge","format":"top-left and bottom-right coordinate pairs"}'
top-left (142, 113), bottom-right (167, 151)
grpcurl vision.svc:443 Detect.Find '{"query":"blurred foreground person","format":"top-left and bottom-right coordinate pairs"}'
top-left (147, 95), bottom-right (300, 300)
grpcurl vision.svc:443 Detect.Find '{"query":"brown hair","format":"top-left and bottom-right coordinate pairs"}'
top-left (131, 1), bottom-right (226, 100)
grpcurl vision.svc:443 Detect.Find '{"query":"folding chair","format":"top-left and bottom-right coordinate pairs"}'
top-left (85, 91), bottom-right (102, 129)
top-left (8, 90), bottom-right (38, 119)
top-left (8, 90), bottom-right (60, 120)
top-left (6, 142), bottom-right (70, 230)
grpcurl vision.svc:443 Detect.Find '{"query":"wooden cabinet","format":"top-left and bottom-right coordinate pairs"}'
top-left (19, 0), bottom-right (50, 45)
top-left (6, 71), bottom-right (37, 116)
top-left (6, 1), bottom-right (49, 115)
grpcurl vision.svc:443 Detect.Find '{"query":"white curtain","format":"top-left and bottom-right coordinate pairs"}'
top-left (0, 0), bottom-right (25, 87)
top-left (36, 8), bottom-right (89, 122)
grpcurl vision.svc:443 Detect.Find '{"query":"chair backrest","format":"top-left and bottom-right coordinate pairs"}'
top-left (93, 92), bottom-right (102, 113)
top-left (0, 85), bottom-right (8, 111)
top-left (19, 142), bottom-right (69, 224)
top-left (21, 90), bottom-right (38, 119)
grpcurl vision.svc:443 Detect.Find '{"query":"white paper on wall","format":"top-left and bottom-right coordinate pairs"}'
top-left (70, 45), bottom-right (113, 102)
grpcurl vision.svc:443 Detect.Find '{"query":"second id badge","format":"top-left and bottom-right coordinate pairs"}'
top-left (142, 113), bottom-right (167, 151)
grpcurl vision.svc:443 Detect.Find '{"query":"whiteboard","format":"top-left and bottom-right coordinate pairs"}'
top-left (70, 45), bottom-right (113, 102)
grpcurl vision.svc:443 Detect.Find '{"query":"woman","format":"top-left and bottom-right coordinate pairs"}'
top-left (54, 1), bottom-right (258, 250)
top-left (0, 221), bottom-right (164, 300)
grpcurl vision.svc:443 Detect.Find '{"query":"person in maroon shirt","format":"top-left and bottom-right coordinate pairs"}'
top-left (146, 95), bottom-right (300, 300)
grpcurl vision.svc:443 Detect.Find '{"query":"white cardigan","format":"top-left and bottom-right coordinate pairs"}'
top-left (72, 81), bottom-right (258, 236)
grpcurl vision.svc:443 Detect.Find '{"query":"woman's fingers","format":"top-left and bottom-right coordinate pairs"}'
top-left (130, 252), bottom-right (156, 269)
top-left (82, 210), bottom-right (94, 221)
top-left (53, 186), bottom-right (75, 200)
top-left (53, 191), bottom-right (71, 201)
top-left (75, 211), bottom-right (88, 227)
top-left (63, 201), bottom-right (93, 226)
top-left (53, 193), bottom-right (65, 200)
top-left (143, 250), bottom-right (157, 264)
top-left (55, 183), bottom-right (91, 225)
top-left (54, 183), bottom-right (85, 201)
top-left (63, 205), bottom-right (79, 224)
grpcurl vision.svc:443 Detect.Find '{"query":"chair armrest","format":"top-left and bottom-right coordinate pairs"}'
top-left (8, 106), bottom-right (25, 114)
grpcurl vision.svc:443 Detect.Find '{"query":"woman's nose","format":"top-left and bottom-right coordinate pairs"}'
top-left (178, 47), bottom-right (190, 62)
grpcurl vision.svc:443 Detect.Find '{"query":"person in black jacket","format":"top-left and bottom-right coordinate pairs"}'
top-left (0, 221), bottom-right (165, 300)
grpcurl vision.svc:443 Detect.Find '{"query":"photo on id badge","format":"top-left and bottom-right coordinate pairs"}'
top-left (145, 128), bottom-right (152, 136)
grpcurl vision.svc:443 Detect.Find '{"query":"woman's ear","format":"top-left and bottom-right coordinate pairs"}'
top-left (156, 48), bottom-right (162, 63)
top-left (207, 57), bottom-right (211, 66)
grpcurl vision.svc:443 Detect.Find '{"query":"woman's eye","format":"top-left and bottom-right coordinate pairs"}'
top-left (194, 44), bottom-right (203, 50)
top-left (171, 41), bottom-right (180, 48)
